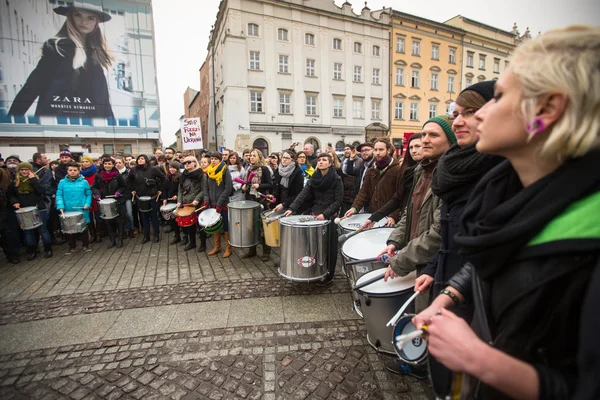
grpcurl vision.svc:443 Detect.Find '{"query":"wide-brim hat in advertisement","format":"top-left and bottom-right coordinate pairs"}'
top-left (53, 1), bottom-right (112, 23)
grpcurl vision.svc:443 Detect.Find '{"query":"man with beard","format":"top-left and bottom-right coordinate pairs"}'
top-left (4, 155), bottom-right (20, 181)
top-left (353, 142), bottom-right (374, 195)
top-left (54, 150), bottom-right (74, 184)
top-left (221, 149), bottom-right (230, 162)
top-left (165, 147), bottom-right (176, 164)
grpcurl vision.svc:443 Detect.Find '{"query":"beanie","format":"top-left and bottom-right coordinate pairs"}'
top-left (81, 155), bottom-right (94, 163)
top-left (17, 162), bottom-right (33, 170)
top-left (460, 80), bottom-right (495, 102)
top-left (59, 150), bottom-right (72, 158)
top-left (423, 115), bottom-right (457, 146)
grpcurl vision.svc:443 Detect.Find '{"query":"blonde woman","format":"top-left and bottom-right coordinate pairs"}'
top-left (412, 26), bottom-right (600, 399)
top-left (9, 4), bottom-right (114, 118)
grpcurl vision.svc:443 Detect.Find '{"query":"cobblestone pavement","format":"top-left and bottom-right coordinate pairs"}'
top-left (0, 233), bottom-right (434, 399)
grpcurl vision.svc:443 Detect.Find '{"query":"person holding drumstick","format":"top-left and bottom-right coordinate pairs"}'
top-left (92, 158), bottom-right (127, 249)
top-left (284, 153), bottom-right (344, 286)
top-left (56, 162), bottom-right (92, 254)
top-left (177, 156), bottom-right (206, 252)
top-left (272, 150), bottom-right (304, 214)
top-left (203, 151), bottom-right (233, 258)
top-left (128, 155), bottom-right (164, 244)
top-left (162, 161), bottom-right (182, 245)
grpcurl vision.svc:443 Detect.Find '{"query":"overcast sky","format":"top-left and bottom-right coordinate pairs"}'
top-left (152, 0), bottom-right (599, 146)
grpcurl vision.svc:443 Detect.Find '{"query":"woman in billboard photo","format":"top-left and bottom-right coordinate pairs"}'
top-left (8, 3), bottom-right (114, 119)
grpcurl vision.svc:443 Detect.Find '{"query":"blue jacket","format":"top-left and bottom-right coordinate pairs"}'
top-left (56, 175), bottom-right (92, 223)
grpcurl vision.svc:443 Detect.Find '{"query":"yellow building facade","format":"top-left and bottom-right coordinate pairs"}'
top-left (389, 11), bottom-right (465, 145)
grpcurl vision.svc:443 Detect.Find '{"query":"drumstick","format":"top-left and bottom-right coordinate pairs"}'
top-left (334, 215), bottom-right (350, 225)
top-left (394, 329), bottom-right (424, 350)
top-left (155, 191), bottom-right (162, 201)
top-left (194, 206), bottom-right (207, 213)
top-left (386, 291), bottom-right (421, 327)
top-left (338, 226), bottom-right (365, 244)
top-left (352, 271), bottom-right (386, 291)
top-left (105, 195), bottom-right (116, 198)
top-left (345, 251), bottom-right (398, 266)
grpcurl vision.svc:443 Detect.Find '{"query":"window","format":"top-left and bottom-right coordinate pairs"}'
top-left (465, 77), bottom-right (472, 87)
top-left (249, 51), bottom-right (260, 70)
top-left (279, 93), bottom-right (291, 114)
top-left (372, 45), bottom-right (380, 56)
top-left (372, 69), bottom-right (380, 84)
top-left (123, 144), bottom-right (132, 154)
top-left (353, 66), bottom-right (362, 82)
top-left (494, 58), bottom-right (500, 73)
top-left (247, 23), bottom-right (259, 37)
top-left (277, 28), bottom-right (288, 41)
top-left (371, 100), bottom-right (381, 120)
top-left (250, 90), bottom-right (263, 112)
top-left (429, 104), bottom-right (437, 118)
top-left (354, 42), bottom-right (362, 53)
top-left (431, 73), bottom-right (438, 90)
top-left (333, 63), bottom-right (342, 80)
top-left (448, 76), bottom-right (455, 93)
top-left (432, 44), bottom-right (439, 60)
top-left (449, 48), bottom-right (456, 64)
top-left (306, 59), bottom-right (315, 76)
top-left (394, 101), bottom-right (404, 120)
top-left (333, 38), bottom-right (342, 50)
top-left (396, 36), bottom-right (405, 53)
top-left (409, 103), bottom-right (419, 121)
top-left (279, 55), bottom-right (289, 73)
top-left (104, 144), bottom-right (114, 155)
top-left (479, 54), bottom-right (486, 70)
top-left (395, 68), bottom-right (404, 86)
top-left (306, 95), bottom-right (317, 115)
top-left (352, 99), bottom-right (363, 119)
top-left (411, 70), bottom-right (419, 88)
top-left (467, 52), bottom-right (474, 67)
top-left (305, 33), bottom-right (315, 45)
top-left (505, 60), bottom-right (509, 70)
top-left (412, 39), bottom-right (420, 56)
top-left (333, 97), bottom-right (344, 117)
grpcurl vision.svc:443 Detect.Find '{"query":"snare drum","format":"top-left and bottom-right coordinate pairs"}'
top-left (228, 201), bottom-right (261, 248)
top-left (392, 314), bottom-right (428, 365)
top-left (339, 213), bottom-right (388, 235)
top-left (278, 216), bottom-right (329, 282)
top-left (61, 211), bottom-right (87, 234)
top-left (160, 203), bottom-right (178, 220)
top-left (15, 206), bottom-right (42, 230)
top-left (175, 206), bottom-right (198, 227)
top-left (355, 268), bottom-right (416, 355)
top-left (138, 196), bottom-right (152, 212)
top-left (341, 228), bottom-right (395, 317)
top-left (198, 208), bottom-right (223, 234)
top-left (99, 198), bottom-right (119, 219)
top-left (261, 209), bottom-right (285, 247)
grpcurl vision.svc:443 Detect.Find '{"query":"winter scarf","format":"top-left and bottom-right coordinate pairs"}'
top-left (374, 156), bottom-right (393, 172)
top-left (278, 163), bottom-right (295, 188)
top-left (207, 162), bottom-right (226, 186)
top-left (431, 144), bottom-right (504, 203)
top-left (100, 169), bottom-right (119, 183)
top-left (81, 164), bottom-right (97, 178)
top-left (308, 168), bottom-right (336, 192)
top-left (17, 177), bottom-right (33, 194)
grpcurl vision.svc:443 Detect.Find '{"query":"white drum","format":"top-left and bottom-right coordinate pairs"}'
top-left (160, 203), bottom-right (178, 220)
top-left (355, 268), bottom-right (416, 355)
top-left (99, 198), bottom-right (119, 219)
top-left (393, 314), bottom-right (428, 365)
top-left (339, 213), bottom-right (389, 235)
top-left (61, 211), bottom-right (87, 234)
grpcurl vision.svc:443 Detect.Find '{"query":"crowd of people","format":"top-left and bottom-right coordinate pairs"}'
top-left (0, 25), bottom-right (598, 399)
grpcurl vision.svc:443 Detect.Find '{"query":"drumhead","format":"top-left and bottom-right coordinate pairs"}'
top-left (339, 213), bottom-right (388, 230)
top-left (139, 196), bottom-right (151, 201)
top-left (342, 228), bottom-right (394, 260)
top-left (176, 206), bottom-right (196, 217)
top-left (261, 209), bottom-right (286, 223)
top-left (229, 200), bottom-right (260, 209)
top-left (393, 314), bottom-right (427, 363)
top-left (99, 198), bottom-right (116, 205)
top-left (63, 211), bottom-right (84, 217)
top-left (279, 216), bottom-right (329, 227)
top-left (356, 268), bottom-right (416, 295)
top-left (16, 206), bottom-right (37, 213)
top-left (161, 204), bottom-right (178, 212)
top-left (198, 208), bottom-right (222, 226)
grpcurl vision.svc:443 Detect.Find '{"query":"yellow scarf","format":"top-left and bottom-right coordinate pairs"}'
top-left (206, 162), bottom-right (226, 186)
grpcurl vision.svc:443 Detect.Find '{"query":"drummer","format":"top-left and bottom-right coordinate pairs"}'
top-left (227, 152), bottom-right (246, 202)
top-left (344, 138), bottom-right (403, 226)
top-left (272, 150), bottom-right (304, 213)
top-left (177, 156), bottom-right (206, 252)
top-left (128, 155), bottom-right (164, 244)
top-left (7, 161), bottom-right (54, 260)
top-left (242, 149), bottom-right (273, 261)
top-left (284, 152), bottom-right (344, 286)
top-left (202, 151), bottom-right (233, 257)
top-left (162, 161), bottom-right (182, 245)
top-left (92, 158), bottom-right (128, 249)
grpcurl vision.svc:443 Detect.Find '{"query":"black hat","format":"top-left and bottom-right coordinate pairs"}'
top-left (460, 81), bottom-right (495, 102)
top-left (356, 142), bottom-right (375, 152)
top-left (54, 2), bottom-right (112, 23)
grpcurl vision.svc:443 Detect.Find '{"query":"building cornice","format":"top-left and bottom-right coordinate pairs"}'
top-left (391, 10), bottom-right (465, 37)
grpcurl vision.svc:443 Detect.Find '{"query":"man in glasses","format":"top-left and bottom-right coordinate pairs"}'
top-left (340, 145), bottom-right (362, 214)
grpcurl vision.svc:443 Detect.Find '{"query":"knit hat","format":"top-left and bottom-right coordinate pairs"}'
top-left (81, 155), bottom-right (94, 163)
top-left (17, 162), bottom-right (32, 170)
top-left (423, 115), bottom-right (457, 146)
top-left (5, 155), bottom-right (21, 163)
top-left (460, 80), bottom-right (495, 102)
top-left (59, 150), bottom-right (72, 158)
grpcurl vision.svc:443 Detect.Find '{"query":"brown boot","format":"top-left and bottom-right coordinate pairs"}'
top-left (207, 232), bottom-right (222, 256)
top-left (223, 232), bottom-right (232, 258)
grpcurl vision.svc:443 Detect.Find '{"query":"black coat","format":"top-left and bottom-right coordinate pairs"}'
top-left (8, 177), bottom-right (51, 210)
top-left (8, 39), bottom-right (113, 118)
top-left (244, 166), bottom-right (273, 204)
top-left (272, 164), bottom-right (304, 209)
top-left (127, 165), bottom-right (164, 198)
top-left (162, 175), bottom-right (180, 202)
top-left (290, 170), bottom-right (343, 218)
top-left (92, 172), bottom-right (127, 204)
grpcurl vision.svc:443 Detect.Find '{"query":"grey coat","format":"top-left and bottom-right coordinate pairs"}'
top-left (177, 169), bottom-right (205, 205)
top-left (204, 167), bottom-right (233, 207)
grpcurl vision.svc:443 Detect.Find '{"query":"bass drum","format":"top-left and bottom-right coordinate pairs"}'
top-left (278, 216), bottom-right (329, 283)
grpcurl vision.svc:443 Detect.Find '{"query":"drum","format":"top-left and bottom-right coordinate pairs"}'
top-left (15, 206), bottom-right (42, 230)
top-left (341, 228), bottom-right (395, 317)
top-left (61, 211), bottom-right (87, 234)
top-left (99, 198), bottom-right (119, 219)
top-left (261, 209), bottom-right (286, 247)
top-left (355, 268), bottom-right (416, 355)
top-left (393, 314), bottom-right (428, 365)
top-left (138, 196), bottom-right (152, 212)
top-left (278, 216), bottom-right (329, 282)
top-left (339, 213), bottom-right (389, 235)
top-left (160, 203), bottom-right (178, 220)
top-left (198, 208), bottom-right (223, 234)
top-left (228, 201), bottom-right (261, 248)
top-left (175, 206), bottom-right (198, 227)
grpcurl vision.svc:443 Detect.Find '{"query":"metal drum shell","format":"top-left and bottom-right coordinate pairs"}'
top-left (15, 206), bottom-right (42, 230)
top-left (138, 196), bottom-right (152, 212)
top-left (61, 212), bottom-right (87, 234)
top-left (228, 201), bottom-right (261, 248)
top-left (278, 216), bottom-right (329, 282)
top-left (261, 210), bottom-right (285, 248)
top-left (99, 199), bottom-right (119, 220)
top-left (160, 203), bottom-right (178, 220)
top-left (355, 269), bottom-right (416, 355)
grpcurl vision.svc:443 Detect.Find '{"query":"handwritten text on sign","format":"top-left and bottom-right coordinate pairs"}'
top-left (181, 118), bottom-right (204, 150)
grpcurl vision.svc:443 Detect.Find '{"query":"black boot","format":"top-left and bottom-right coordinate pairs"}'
top-left (179, 234), bottom-right (189, 247)
top-left (153, 234), bottom-right (160, 243)
top-left (43, 245), bottom-right (53, 258)
top-left (241, 246), bottom-right (257, 259)
top-left (116, 225), bottom-right (124, 248)
top-left (141, 234), bottom-right (150, 244)
top-left (7, 254), bottom-right (20, 264)
top-left (197, 230), bottom-right (207, 252)
top-left (106, 223), bottom-right (116, 249)
top-left (26, 246), bottom-right (38, 261)
top-left (170, 233), bottom-right (181, 245)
